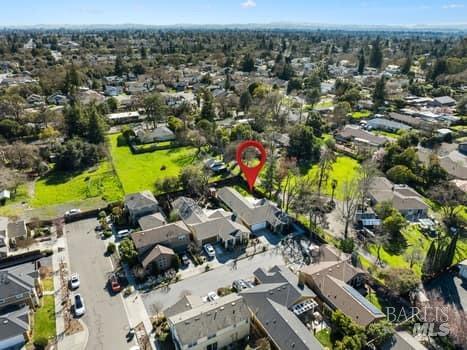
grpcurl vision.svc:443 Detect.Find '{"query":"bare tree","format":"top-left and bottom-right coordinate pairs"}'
top-left (357, 160), bottom-right (379, 208)
top-left (338, 178), bottom-right (360, 238)
top-left (316, 143), bottom-right (336, 198)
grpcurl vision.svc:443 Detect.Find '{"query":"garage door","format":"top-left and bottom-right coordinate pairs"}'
top-left (251, 222), bottom-right (267, 231)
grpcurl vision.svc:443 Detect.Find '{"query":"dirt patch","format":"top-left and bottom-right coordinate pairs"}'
top-left (65, 319), bottom-right (83, 336)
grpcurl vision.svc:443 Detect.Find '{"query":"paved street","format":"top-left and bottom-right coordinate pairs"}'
top-left (66, 218), bottom-right (135, 350)
top-left (142, 248), bottom-right (286, 315)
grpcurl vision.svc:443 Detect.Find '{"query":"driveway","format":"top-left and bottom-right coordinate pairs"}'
top-left (66, 218), bottom-right (135, 350)
top-left (142, 249), bottom-right (286, 315)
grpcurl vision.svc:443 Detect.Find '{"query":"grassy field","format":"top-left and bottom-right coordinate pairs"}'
top-left (373, 130), bottom-right (401, 139)
top-left (351, 110), bottom-right (371, 119)
top-left (41, 277), bottom-right (54, 292)
top-left (305, 156), bottom-right (361, 200)
top-left (108, 133), bottom-right (198, 194)
top-left (0, 184), bottom-right (30, 217)
top-left (31, 162), bottom-right (124, 207)
top-left (33, 295), bottom-right (56, 342)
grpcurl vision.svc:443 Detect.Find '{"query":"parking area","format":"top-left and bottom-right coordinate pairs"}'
top-left (66, 218), bottom-right (136, 350)
top-left (142, 248), bottom-right (286, 315)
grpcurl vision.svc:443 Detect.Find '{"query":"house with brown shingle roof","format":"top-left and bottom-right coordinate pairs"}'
top-left (299, 245), bottom-right (384, 327)
top-left (140, 244), bottom-right (176, 271)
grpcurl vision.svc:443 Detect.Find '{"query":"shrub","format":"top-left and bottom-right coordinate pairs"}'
top-left (103, 230), bottom-right (112, 239)
top-left (33, 337), bottom-right (48, 349)
top-left (106, 242), bottom-right (116, 254)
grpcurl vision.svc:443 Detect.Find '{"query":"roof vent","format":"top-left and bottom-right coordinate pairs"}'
top-left (220, 307), bottom-right (224, 311)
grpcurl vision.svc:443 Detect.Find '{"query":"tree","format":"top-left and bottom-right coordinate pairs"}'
top-left (365, 320), bottom-right (394, 348)
top-left (357, 160), bottom-right (378, 208)
top-left (187, 130), bottom-right (207, 155)
top-left (386, 165), bottom-right (417, 185)
top-left (404, 246), bottom-right (424, 269)
top-left (144, 93), bottom-right (167, 128)
top-left (330, 179), bottom-right (338, 203)
top-left (179, 164), bottom-right (209, 196)
top-left (428, 182), bottom-right (466, 226)
top-left (369, 38), bottom-right (383, 69)
top-left (305, 88), bottom-right (320, 108)
top-left (332, 101), bottom-right (351, 128)
top-left (262, 147), bottom-right (278, 198)
top-left (338, 179), bottom-right (360, 238)
top-left (0, 94), bottom-right (25, 121)
top-left (200, 90), bottom-right (216, 121)
top-left (456, 95), bottom-right (467, 115)
top-left (239, 90), bottom-right (252, 112)
top-left (287, 125), bottom-right (320, 163)
top-left (118, 238), bottom-right (138, 265)
top-left (86, 105), bottom-right (107, 144)
top-left (401, 55), bottom-right (412, 75)
top-left (373, 76), bottom-right (386, 108)
top-left (357, 48), bottom-right (365, 75)
top-left (167, 116), bottom-right (184, 133)
top-left (240, 54), bottom-right (255, 72)
top-left (155, 176), bottom-right (179, 194)
top-left (382, 211), bottom-right (406, 239)
top-left (114, 55), bottom-right (126, 76)
top-left (316, 143), bottom-right (336, 197)
top-left (381, 268), bottom-right (420, 295)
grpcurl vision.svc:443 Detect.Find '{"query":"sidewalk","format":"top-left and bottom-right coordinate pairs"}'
top-left (52, 235), bottom-right (88, 350)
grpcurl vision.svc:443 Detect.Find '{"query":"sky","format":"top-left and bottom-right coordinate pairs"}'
top-left (1, 0), bottom-right (466, 27)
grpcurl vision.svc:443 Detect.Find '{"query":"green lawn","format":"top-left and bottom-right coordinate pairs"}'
top-left (33, 295), bottom-right (56, 341)
top-left (315, 328), bottom-right (333, 349)
top-left (305, 156), bottom-right (361, 200)
top-left (32, 161), bottom-right (124, 207)
top-left (41, 277), bottom-right (54, 292)
top-left (351, 110), bottom-right (371, 119)
top-left (108, 134), bottom-right (198, 194)
top-left (0, 184), bottom-right (30, 217)
top-left (373, 130), bottom-right (401, 139)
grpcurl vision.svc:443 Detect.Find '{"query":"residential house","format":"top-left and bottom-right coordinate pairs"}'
top-left (381, 331), bottom-right (428, 350)
top-left (388, 112), bottom-right (422, 129)
top-left (138, 212), bottom-right (167, 231)
top-left (458, 259), bottom-right (467, 280)
top-left (104, 85), bottom-right (122, 97)
top-left (459, 143), bottom-right (467, 155)
top-left (368, 177), bottom-right (429, 221)
top-left (217, 187), bottom-right (288, 234)
top-left (131, 221), bottom-right (191, 255)
top-left (0, 262), bottom-right (40, 309)
top-left (0, 190), bottom-right (10, 202)
top-left (240, 265), bottom-right (323, 350)
top-left (124, 191), bottom-right (160, 225)
top-left (335, 125), bottom-right (388, 149)
top-left (133, 126), bottom-right (176, 144)
top-left (0, 306), bottom-right (31, 350)
top-left (300, 245), bottom-right (384, 326)
top-left (418, 144), bottom-right (467, 180)
top-left (432, 96), bottom-right (456, 108)
top-left (106, 111), bottom-right (140, 125)
top-left (47, 94), bottom-right (68, 105)
top-left (367, 118), bottom-right (411, 133)
top-left (172, 197), bottom-right (250, 248)
top-left (167, 293), bottom-right (250, 350)
top-left (7, 221), bottom-right (27, 242)
top-left (139, 244), bottom-right (176, 272)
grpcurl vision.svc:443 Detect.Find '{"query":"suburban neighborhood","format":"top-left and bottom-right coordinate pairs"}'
top-left (0, 3), bottom-right (466, 350)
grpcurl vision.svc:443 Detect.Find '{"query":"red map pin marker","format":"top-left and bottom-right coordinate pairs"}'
top-left (236, 140), bottom-right (267, 191)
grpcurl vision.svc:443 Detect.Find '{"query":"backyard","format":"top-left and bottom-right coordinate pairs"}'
top-left (31, 161), bottom-right (124, 207)
top-left (108, 133), bottom-right (198, 194)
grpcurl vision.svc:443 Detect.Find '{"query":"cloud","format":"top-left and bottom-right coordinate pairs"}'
top-left (442, 3), bottom-right (465, 8)
top-left (241, 0), bottom-right (257, 9)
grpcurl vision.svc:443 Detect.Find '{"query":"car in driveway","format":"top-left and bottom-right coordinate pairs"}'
top-left (74, 294), bottom-right (86, 316)
top-left (232, 279), bottom-right (254, 292)
top-left (116, 229), bottom-right (130, 239)
top-left (203, 243), bottom-right (216, 259)
top-left (69, 273), bottom-right (80, 289)
top-left (65, 208), bottom-right (81, 217)
top-left (109, 274), bottom-right (122, 293)
top-left (207, 291), bottom-right (219, 302)
top-left (181, 254), bottom-right (190, 266)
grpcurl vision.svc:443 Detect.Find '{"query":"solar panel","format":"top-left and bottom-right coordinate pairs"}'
top-left (343, 285), bottom-right (384, 316)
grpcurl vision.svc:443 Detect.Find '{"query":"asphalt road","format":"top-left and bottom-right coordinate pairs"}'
top-left (141, 248), bottom-right (286, 315)
top-left (66, 218), bottom-right (135, 350)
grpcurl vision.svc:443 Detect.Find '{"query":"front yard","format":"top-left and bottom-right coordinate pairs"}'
top-left (33, 295), bottom-right (56, 343)
top-left (108, 133), bottom-right (198, 194)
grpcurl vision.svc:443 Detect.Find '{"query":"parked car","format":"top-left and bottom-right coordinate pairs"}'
top-left (181, 254), bottom-right (190, 266)
top-left (207, 291), bottom-right (219, 302)
top-left (74, 294), bottom-right (85, 316)
top-left (65, 209), bottom-right (81, 217)
top-left (109, 274), bottom-right (122, 292)
top-left (117, 229), bottom-right (130, 239)
top-left (203, 244), bottom-right (216, 259)
top-left (69, 273), bottom-right (80, 289)
top-left (233, 279), bottom-right (253, 292)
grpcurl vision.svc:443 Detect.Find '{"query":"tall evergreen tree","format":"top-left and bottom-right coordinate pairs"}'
top-left (369, 38), bottom-right (383, 69)
top-left (357, 48), bottom-right (365, 75)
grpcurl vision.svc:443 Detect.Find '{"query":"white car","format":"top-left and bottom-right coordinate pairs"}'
top-left (69, 273), bottom-right (80, 289)
top-left (74, 294), bottom-right (85, 316)
top-left (207, 291), bottom-right (219, 302)
top-left (65, 209), bottom-right (81, 217)
top-left (203, 244), bottom-right (216, 259)
top-left (117, 229), bottom-right (130, 239)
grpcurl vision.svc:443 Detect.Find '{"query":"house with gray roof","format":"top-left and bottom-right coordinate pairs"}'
top-left (0, 305), bottom-right (31, 350)
top-left (368, 177), bottom-right (428, 221)
top-left (0, 262), bottom-right (40, 309)
top-left (367, 118), bottom-right (411, 133)
top-left (0, 218), bottom-right (8, 258)
top-left (432, 96), bottom-right (456, 107)
top-left (381, 331), bottom-right (428, 350)
top-left (240, 265), bottom-right (323, 350)
top-left (125, 191), bottom-right (160, 225)
top-left (168, 293), bottom-right (250, 350)
top-left (133, 125), bottom-right (175, 144)
top-left (217, 187), bottom-right (288, 234)
top-left (6, 221), bottom-right (27, 241)
top-left (300, 245), bottom-right (384, 327)
top-left (336, 125), bottom-right (388, 148)
top-left (173, 197), bottom-right (250, 248)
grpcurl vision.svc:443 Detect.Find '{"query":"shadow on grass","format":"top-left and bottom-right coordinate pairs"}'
top-left (41, 169), bottom-right (86, 186)
top-left (384, 233), bottom-right (408, 255)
